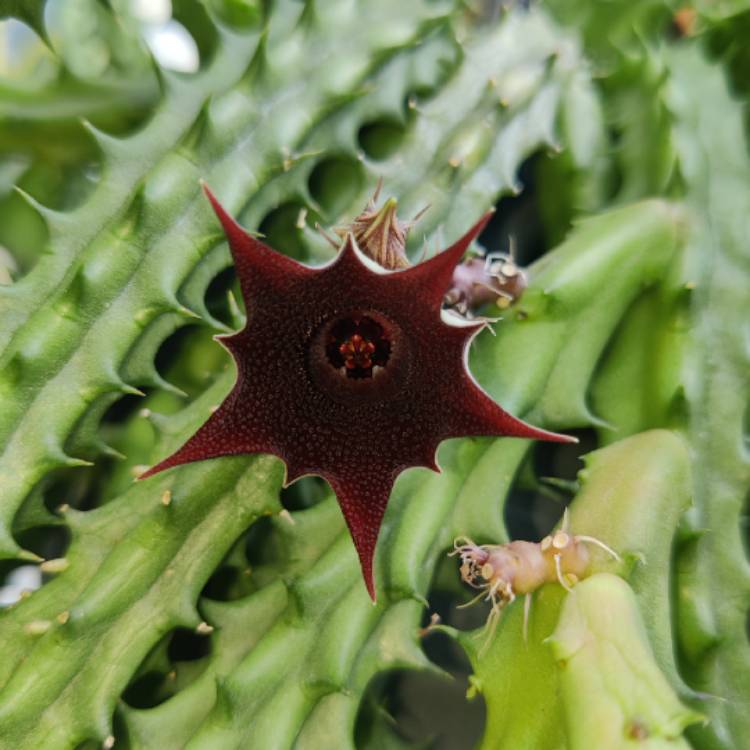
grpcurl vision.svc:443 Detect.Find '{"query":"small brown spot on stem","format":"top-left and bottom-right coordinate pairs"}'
top-left (672, 7), bottom-right (696, 37)
top-left (627, 719), bottom-right (650, 740)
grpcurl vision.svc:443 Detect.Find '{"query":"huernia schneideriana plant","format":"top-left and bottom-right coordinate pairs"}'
top-left (141, 185), bottom-right (575, 599)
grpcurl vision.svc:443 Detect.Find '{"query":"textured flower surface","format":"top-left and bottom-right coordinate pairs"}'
top-left (142, 185), bottom-right (574, 598)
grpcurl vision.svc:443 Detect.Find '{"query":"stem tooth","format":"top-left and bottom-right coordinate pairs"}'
top-left (40, 558), bottom-right (69, 574)
top-left (24, 620), bottom-right (51, 636)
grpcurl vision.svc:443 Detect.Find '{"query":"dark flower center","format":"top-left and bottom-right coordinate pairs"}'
top-left (325, 315), bottom-right (391, 379)
top-left (307, 310), bottom-right (404, 403)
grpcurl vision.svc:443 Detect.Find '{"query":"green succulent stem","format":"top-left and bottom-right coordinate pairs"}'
top-left (1, 1), bottom-right (749, 748)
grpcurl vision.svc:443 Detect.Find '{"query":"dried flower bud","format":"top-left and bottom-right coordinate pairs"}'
top-left (451, 510), bottom-right (619, 650)
top-left (445, 250), bottom-right (528, 316)
top-left (331, 180), bottom-right (429, 270)
top-left (336, 194), bottom-right (410, 269)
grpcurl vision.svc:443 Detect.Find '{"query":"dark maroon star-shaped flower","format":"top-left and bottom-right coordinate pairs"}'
top-left (141, 185), bottom-right (574, 599)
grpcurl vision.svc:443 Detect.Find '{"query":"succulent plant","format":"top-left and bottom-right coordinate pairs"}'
top-left (0, 1), bottom-right (748, 749)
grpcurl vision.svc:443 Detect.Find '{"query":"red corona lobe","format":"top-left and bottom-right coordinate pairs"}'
top-left (141, 184), bottom-right (575, 599)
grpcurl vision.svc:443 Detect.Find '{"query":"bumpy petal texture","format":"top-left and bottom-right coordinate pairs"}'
top-left (141, 185), bottom-right (574, 598)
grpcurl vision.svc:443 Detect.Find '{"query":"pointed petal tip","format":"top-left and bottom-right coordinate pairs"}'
top-left (135, 465), bottom-right (156, 481)
top-left (136, 455), bottom-right (181, 481)
top-left (533, 427), bottom-right (579, 444)
top-left (472, 400), bottom-right (579, 445)
top-left (364, 571), bottom-right (377, 602)
top-left (355, 539), bottom-right (378, 601)
top-left (328, 475), bottom-right (393, 602)
top-left (137, 449), bottom-right (203, 481)
top-left (201, 183), bottom-right (242, 238)
top-left (201, 182), bottom-right (224, 216)
top-left (429, 209), bottom-right (495, 277)
top-left (525, 423), bottom-right (578, 444)
top-left (472, 208), bottom-right (495, 236)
